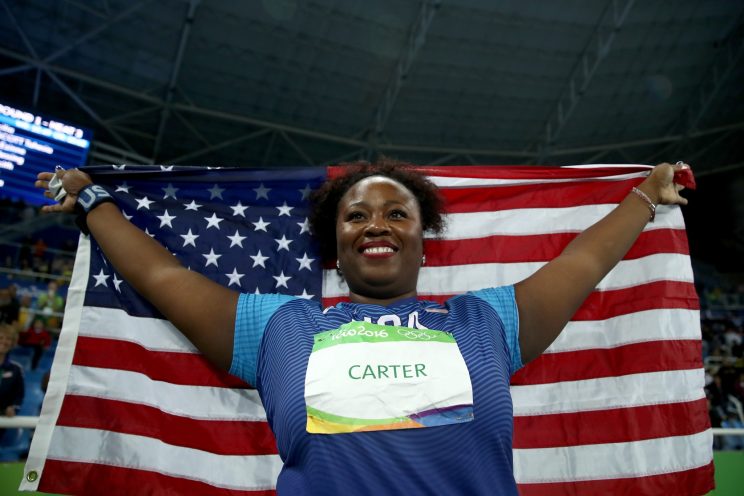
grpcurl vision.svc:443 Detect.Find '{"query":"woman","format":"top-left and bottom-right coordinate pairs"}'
top-left (36, 160), bottom-right (689, 495)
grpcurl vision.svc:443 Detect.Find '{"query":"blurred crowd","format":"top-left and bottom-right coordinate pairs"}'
top-left (700, 286), bottom-right (744, 450)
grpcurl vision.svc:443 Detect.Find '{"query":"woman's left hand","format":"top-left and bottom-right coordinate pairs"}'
top-left (641, 162), bottom-right (690, 206)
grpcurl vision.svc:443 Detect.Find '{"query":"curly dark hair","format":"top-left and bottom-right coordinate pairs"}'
top-left (309, 158), bottom-right (445, 264)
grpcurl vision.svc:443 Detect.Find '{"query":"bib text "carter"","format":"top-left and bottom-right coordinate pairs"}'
top-left (348, 363), bottom-right (428, 380)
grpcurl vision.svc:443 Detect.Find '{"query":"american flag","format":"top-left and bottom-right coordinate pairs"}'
top-left (22, 164), bottom-right (713, 495)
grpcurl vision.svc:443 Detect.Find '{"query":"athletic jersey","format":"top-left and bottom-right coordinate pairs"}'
top-left (231, 287), bottom-right (522, 495)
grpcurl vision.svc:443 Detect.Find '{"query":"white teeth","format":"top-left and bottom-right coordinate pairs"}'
top-left (363, 246), bottom-right (394, 254)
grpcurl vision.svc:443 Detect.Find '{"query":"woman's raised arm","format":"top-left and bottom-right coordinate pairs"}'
top-left (36, 169), bottom-right (238, 370)
top-left (514, 162), bottom-right (690, 364)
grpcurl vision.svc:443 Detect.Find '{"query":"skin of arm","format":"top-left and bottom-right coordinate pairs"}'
top-left (514, 162), bottom-right (690, 364)
top-left (36, 170), bottom-right (238, 370)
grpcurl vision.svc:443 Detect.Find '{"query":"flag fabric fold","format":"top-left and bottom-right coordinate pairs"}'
top-left (21, 164), bottom-right (713, 495)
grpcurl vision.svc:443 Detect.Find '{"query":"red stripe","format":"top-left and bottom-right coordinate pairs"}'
top-left (574, 280), bottom-right (700, 321)
top-left (73, 336), bottom-right (249, 388)
top-left (39, 459), bottom-right (276, 496)
top-left (513, 398), bottom-right (710, 449)
top-left (417, 165), bottom-right (651, 179)
top-left (328, 164), bottom-right (651, 179)
top-left (439, 177), bottom-right (644, 213)
top-left (322, 281), bottom-right (700, 318)
top-left (511, 340), bottom-right (702, 386)
top-left (423, 228), bottom-right (690, 266)
top-left (517, 461), bottom-right (714, 496)
top-left (56, 394), bottom-right (277, 455)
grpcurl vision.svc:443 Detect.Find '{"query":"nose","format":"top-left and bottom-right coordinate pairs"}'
top-left (364, 213), bottom-right (390, 235)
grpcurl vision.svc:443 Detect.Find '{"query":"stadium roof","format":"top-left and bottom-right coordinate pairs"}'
top-left (1, 0), bottom-right (742, 172)
top-left (1, 0), bottom-right (743, 270)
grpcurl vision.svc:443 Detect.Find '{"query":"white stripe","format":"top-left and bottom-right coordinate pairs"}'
top-left (429, 169), bottom-right (650, 187)
top-left (438, 204), bottom-right (683, 240)
top-left (22, 235), bottom-right (91, 491)
top-left (322, 253), bottom-right (694, 298)
top-left (511, 369), bottom-right (705, 416)
top-left (79, 306), bottom-right (197, 352)
top-left (46, 426), bottom-right (282, 491)
top-left (513, 429), bottom-right (712, 483)
top-left (66, 365), bottom-right (267, 421)
top-left (547, 309), bottom-right (702, 353)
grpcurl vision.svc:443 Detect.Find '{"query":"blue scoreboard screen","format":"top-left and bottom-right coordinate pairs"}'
top-left (0, 102), bottom-right (92, 206)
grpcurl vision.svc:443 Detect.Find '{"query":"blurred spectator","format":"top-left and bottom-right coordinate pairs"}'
top-left (36, 281), bottom-right (65, 329)
top-left (0, 324), bottom-right (23, 418)
top-left (724, 324), bottom-right (742, 352)
top-left (0, 286), bottom-right (20, 326)
top-left (720, 410), bottom-right (744, 450)
top-left (18, 318), bottom-right (52, 370)
top-left (16, 294), bottom-right (34, 332)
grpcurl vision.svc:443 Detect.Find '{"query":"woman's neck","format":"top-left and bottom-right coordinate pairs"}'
top-left (348, 289), bottom-right (417, 307)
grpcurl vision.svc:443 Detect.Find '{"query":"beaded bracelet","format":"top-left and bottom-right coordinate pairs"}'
top-left (630, 187), bottom-right (656, 222)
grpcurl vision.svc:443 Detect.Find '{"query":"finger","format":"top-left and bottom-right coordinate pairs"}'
top-left (34, 180), bottom-right (50, 189)
top-left (37, 172), bottom-right (54, 181)
top-left (40, 204), bottom-right (62, 213)
top-left (43, 191), bottom-right (54, 199)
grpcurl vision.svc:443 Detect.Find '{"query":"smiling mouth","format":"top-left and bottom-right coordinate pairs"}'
top-left (360, 245), bottom-right (398, 257)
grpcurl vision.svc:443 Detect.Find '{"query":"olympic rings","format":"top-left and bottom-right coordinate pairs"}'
top-left (397, 328), bottom-right (436, 340)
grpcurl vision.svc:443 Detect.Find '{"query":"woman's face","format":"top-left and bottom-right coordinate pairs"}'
top-left (0, 332), bottom-right (13, 354)
top-left (336, 176), bottom-right (424, 302)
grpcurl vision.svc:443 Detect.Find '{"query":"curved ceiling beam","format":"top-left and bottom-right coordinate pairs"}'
top-left (536, 0), bottom-right (636, 161)
top-left (371, 0), bottom-right (441, 140)
top-left (152, 0), bottom-right (200, 161)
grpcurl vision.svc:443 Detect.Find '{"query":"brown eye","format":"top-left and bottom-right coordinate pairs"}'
top-left (347, 212), bottom-right (365, 221)
top-left (390, 209), bottom-right (407, 219)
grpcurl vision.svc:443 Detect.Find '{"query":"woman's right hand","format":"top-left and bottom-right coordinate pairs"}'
top-left (35, 168), bottom-right (94, 214)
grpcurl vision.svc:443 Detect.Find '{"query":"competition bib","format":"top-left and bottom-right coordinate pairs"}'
top-left (305, 321), bottom-right (474, 434)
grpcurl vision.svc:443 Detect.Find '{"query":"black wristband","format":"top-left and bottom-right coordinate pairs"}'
top-left (74, 184), bottom-right (115, 235)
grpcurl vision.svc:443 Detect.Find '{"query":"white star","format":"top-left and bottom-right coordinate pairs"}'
top-left (204, 213), bottom-right (224, 229)
top-left (297, 217), bottom-right (310, 234)
top-left (227, 229), bottom-right (246, 248)
top-left (156, 209), bottom-right (176, 228)
top-left (273, 271), bottom-right (291, 288)
top-left (136, 196), bottom-right (154, 210)
top-left (296, 252), bottom-right (314, 271)
top-left (183, 200), bottom-right (202, 211)
top-left (202, 248), bottom-right (222, 267)
top-left (160, 165), bottom-right (174, 171)
top-left (180, 229), bottom-right (199, 247)
top-left (208, 184), bottom-right (225, 199)
top-left (275, 235), bottom-right (293, 251)
top-left (112, 274), bottom-right (123, 292)
top-left (253, 183), bottom-right (271, 200)
top-left (162, 183), bottom-right (179, 199)
top-left (92, 269), bottom-right (109, 287)
top-left (115, 182), bottom-right (131, 193)
top-left (122, 211), bottom-right (133, 220)
top-left (230, 201), bottom-right (248, 217)
top-left (113, 164), bottom-right (126, 170)
top-left (250, 250), bottom-right (269, 268)
top-left (299, 184), bottom-right (313, 200)
top-left (145, 228), bottom-right (156, 238)
top-left (297, 289), bottom-right (314, 300)
top-left (252, 217), bottom-right (270, 232)
top-left (276, 202), bottom-right (294, 217)
top-left (225, 268), bottom-right (245, 287)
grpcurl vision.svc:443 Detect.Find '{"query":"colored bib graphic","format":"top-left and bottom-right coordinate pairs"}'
top-left (305, 321), bottom-right (474, 434)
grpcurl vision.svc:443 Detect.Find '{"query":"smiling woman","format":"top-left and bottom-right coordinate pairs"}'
top-left (34, 158), bottom-right (690, 495)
